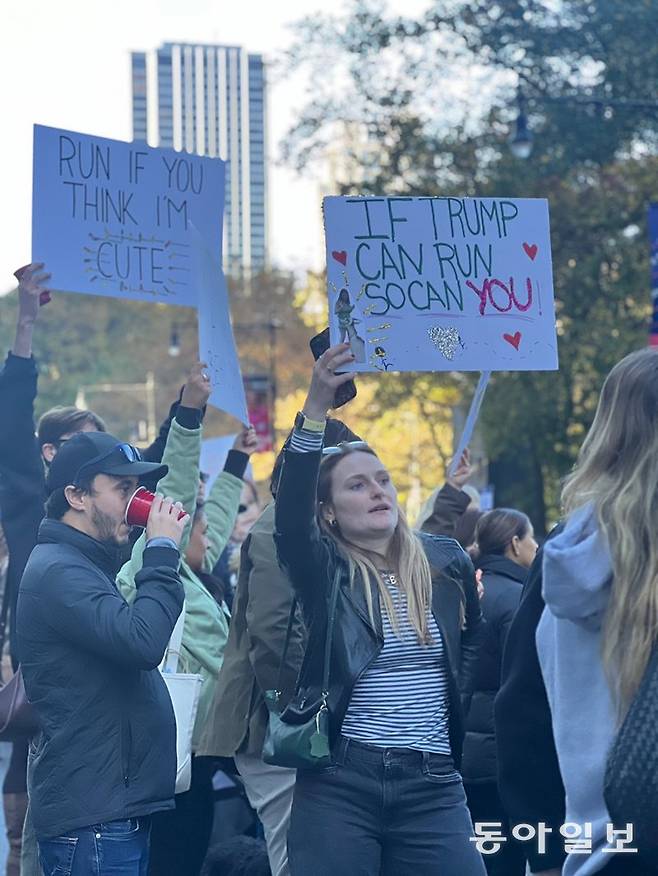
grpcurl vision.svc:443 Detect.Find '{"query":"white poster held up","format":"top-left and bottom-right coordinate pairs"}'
top-left (32, 124), bottom-right (225, 307)
top-left (193, 230), bottom-right (249, 425)
top-left (323, 196), bottom-right (558, 373)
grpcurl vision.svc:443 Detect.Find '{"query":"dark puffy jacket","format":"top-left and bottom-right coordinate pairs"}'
top-left (461, 554), bottom-right (525, 784)
top-left (17, 520), bottom-right (184, 840)
top-left (0, 353), bottom-right (178, 665)
top-left (274, 449), bottom-right (484, 768)
top-left (495, 529), bottom-right (567, 873)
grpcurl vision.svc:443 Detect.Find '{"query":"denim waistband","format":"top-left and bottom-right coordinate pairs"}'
top-left (335, 735), bottom-right (454, 768)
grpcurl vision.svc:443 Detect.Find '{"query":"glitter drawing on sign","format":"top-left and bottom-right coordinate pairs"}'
top-left (428, 325), bottom-right (466, 361)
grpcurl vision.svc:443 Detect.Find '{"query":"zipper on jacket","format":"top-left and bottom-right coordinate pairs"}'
top-left (120, 716), bottom-right (132, 787)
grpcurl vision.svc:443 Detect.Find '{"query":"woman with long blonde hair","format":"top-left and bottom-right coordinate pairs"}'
top-left (538, 347), bottom-right (658, 876)
top-left (274, 342), bottom-right (486, 875)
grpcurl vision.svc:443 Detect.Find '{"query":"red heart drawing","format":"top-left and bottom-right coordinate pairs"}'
top-left (332, 250), bottom-right (347, 265)
top-left (523, 243), bottom-right (538, 261)
top-left (503, 331), bottom-right (522, 351)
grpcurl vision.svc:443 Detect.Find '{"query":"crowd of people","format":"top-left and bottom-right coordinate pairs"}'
top-left (0, 261), bottom-right (657, 876)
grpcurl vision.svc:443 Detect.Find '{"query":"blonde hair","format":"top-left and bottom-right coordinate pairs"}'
top-left (318, 445), bottom-right (434, 644)
top-left (562, 348), bottom-right (658, 717)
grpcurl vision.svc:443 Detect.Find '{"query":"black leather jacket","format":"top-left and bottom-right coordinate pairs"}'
top-left (274, 448), bottom-right (484, 768)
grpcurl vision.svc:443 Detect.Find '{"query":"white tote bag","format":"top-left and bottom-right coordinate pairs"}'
top-left (160, 604), bottom-right (203, 794)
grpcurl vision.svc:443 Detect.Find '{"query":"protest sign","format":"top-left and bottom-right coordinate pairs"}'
top-left (323, 196), bottom-right (558, 372)
top-left (201, 436), bottom-right (254, 488)
top-left (32, 124), bottom-right (224, 306)
top-left (194, 230), bottom-right (249, 425)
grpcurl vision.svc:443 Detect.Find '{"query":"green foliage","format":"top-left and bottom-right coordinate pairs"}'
top-left (283, 0), bottom-right (658, 529)
top-left (0, 269), bottom-right (310, 444)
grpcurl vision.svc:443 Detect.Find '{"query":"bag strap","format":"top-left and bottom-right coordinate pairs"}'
top-left (0, 554), bottom-right (11, 659)
top-left (161, 601), bottom-right (186, 674)
top-left (321, 565), bottom-right (340, 698)
top-left (274, 598), bottom-right (298, 696)
top-left (273, 564), bottom-right (340, 699)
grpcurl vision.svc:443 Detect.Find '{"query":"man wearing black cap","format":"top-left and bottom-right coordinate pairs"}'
top-left (16, 432), bottom-right (189, 876)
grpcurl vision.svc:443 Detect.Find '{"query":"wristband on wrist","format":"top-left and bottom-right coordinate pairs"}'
top-left (294, 410), bottom-right (326, 433)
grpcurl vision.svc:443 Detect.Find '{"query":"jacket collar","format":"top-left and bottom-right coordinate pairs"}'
top-left (476, 553), bottom-right (528, 583)
top-left (38, 518), bottom-right (124, 579)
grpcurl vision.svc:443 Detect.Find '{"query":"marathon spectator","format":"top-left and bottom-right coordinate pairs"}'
top-left (118, 363), bottom-right (259, 875)
top-left (418, 449), bottom-right (483, 552)
top-left (537, 348), bottom-right (658, 876)
top-left (213, 418), bottom-right (360, 876)
top-left (17, 431), bottom-right (188, 875)
top-left (214, 479), bottom-right (261, 608)
top-left (0, 264), bottom-right (185, 874)
top-left (275, 342), bottom-right (486, 875)
top-left (495, 534), bottom-right (566, 876)
top-left (462, 508), bottom-right (537, 876)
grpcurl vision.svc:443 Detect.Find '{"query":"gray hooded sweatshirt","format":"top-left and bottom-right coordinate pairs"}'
top-left (537, 504), bottom-right (618, 876)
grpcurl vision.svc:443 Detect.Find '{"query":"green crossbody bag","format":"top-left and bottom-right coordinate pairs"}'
top-left (262, 567), bottom-right (339, 770)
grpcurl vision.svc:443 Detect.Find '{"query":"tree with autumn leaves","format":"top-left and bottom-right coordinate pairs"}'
top-left (282, 0), bottom-right (658, 531)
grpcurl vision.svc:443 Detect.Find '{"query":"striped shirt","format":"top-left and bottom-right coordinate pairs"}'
top-left (287, 427), bottom-right (451, 753)
top-left (342, 574), bottom-right (452, 754)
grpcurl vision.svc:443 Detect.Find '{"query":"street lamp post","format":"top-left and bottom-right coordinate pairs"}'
top-left (510, 88), bottom-right (658, 158)
top-left (509, 91), bottom-right (533, 159)
top-left (75, 372), bottom-right (157, 444)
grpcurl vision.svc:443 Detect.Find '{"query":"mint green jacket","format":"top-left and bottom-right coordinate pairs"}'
top-left (117, 417), bottom-right (243, 754)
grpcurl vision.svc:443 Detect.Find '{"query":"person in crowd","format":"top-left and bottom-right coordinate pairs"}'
top-left (16, 430), bottom-right (188, 876)
top-left (535, 348), bottom-right (658, 876)
top-left (213, 418), bottom-right (360, 876)
top-left (417, 449), bottom-right (480, 540)
top-left (214, 478), bottom-right (261, 607)
top-left (495, 534), bottom-right (566, 876)
top-left (201, 837), bottom-right (272, 876)
top-left (118, 364), bottom-right (259, 876)
top-left (462, 508), bottom-right (537, 876)
top-left (0, 264), bottom-right (182, 875)
top-left (274, 342), bottom-right (486, 875)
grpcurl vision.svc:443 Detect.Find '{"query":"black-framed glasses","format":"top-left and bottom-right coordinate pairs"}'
top-left (322, 440), bottom-right (369, 456)
top-left (75, 442), bottom-right (142, 481)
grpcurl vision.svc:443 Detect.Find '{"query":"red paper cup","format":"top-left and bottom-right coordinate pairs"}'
top-left (125, 487), bottom-right (187, 528)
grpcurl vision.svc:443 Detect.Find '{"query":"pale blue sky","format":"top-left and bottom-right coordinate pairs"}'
top-left (1, 0), bottom-right (428, 291)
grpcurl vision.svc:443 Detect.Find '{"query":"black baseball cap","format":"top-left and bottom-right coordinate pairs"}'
top-left (46, 431), bottom-right (168, 495)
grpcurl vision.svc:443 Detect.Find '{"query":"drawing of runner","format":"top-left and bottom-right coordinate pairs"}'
top-left (335, 288), bottom-right (366, 362)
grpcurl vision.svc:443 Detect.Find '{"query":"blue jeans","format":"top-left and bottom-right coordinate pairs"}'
top-left (38, 817), bottom-right (150, 876)
top-left (288, 735), bottom-right (487, 875)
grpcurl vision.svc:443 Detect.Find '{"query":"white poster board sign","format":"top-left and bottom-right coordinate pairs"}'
top-left (323, 196), bottom-right (558, 372)
top-left (193, 231), bottom-right (249, 425)
top-left (32, 125), bottom-right (225, 307)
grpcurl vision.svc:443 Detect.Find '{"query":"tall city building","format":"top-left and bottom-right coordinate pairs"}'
top-left (131, 42), bottom-right (268, 276)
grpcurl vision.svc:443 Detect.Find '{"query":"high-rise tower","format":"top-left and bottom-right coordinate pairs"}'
top-left (131, 42), bottom-right (268, 276)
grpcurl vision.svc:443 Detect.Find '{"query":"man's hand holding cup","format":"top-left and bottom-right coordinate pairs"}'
top-left (144, 494), bottom-right (189, 549)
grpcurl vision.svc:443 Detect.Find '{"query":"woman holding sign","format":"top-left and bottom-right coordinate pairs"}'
top-left (273, 342), bottom-right (486, 875)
